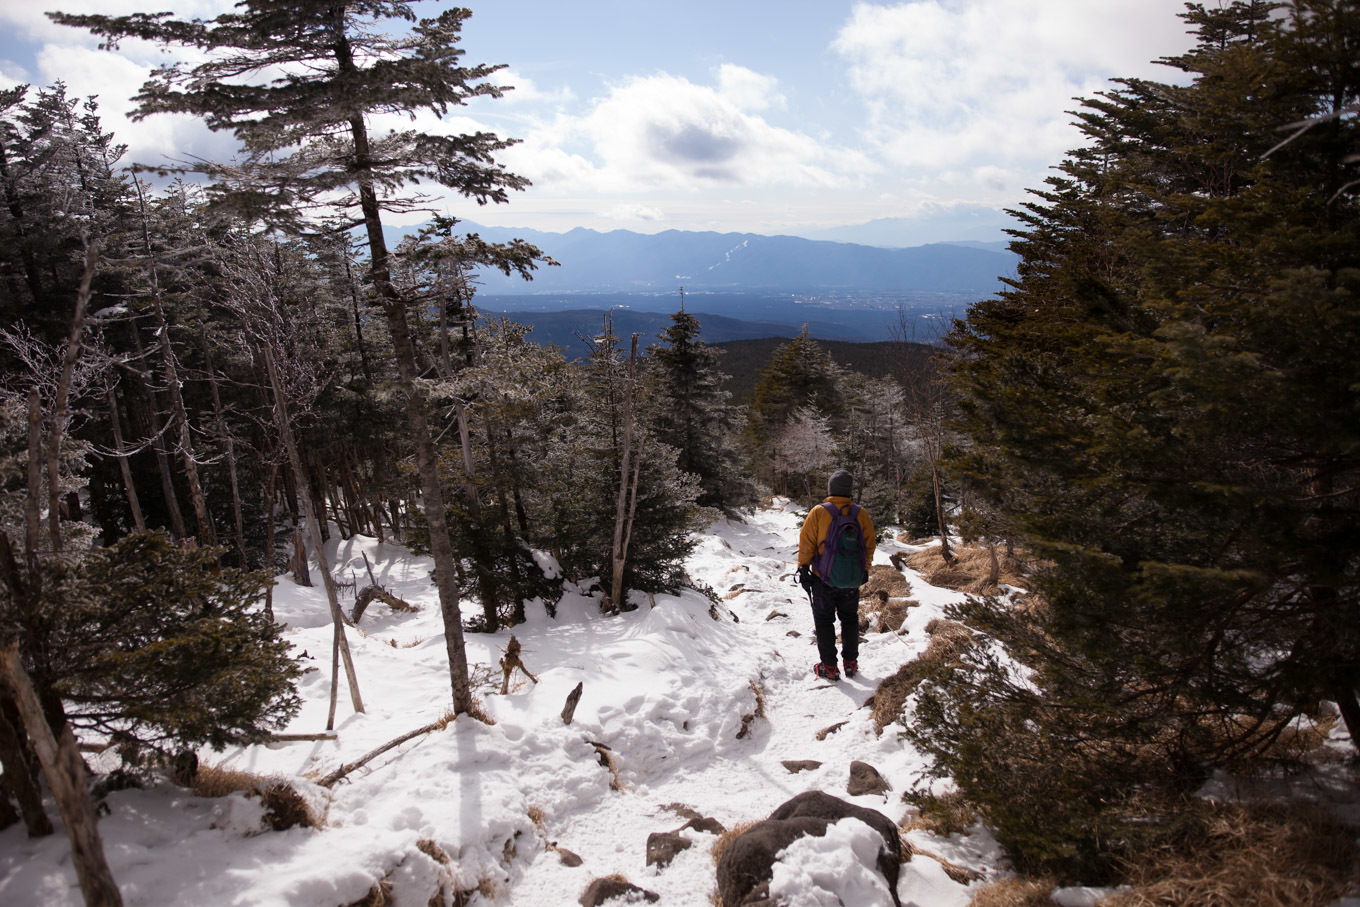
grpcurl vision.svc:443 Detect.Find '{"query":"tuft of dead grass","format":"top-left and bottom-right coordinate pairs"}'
top-left (872, 620), bottom-right (973, 731)
top-left (417, 838), bottom-right (452, 865)
top-left (1102, 800), bottom-right (1360, 907)
top-left (902, 791), bottom-right (979, 838)
top-left (260, 782), bottom-right (315, 831)
top-left (863, 563), bottom-right (914, 599)
top-left (1258, 713), bottom-right (1339, 764)
top-left (344, 878), bottom-right (393, 907)
top-left (192, 763), bottom-right (316, 830)
top-left (905, 545), bottom-right (1029, 594)
top-left (710, 820), bottom-right (759, 866)
top-left (737, 677), bottom-right (768, 740)
top-left (858, 565), bottom-right (919, 632)
top-left (464, 698), bottom-right (496, 726)
top-left (966, 877), bottom-right (1058, 907)
top-left (192, 764), bottom-right (267, 799)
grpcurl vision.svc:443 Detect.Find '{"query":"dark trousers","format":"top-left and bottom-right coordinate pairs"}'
top-left (810, 579), bottom-right (859, 666)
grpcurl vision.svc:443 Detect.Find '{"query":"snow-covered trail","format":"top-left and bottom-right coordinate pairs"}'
top-left (501, 500), bottom-right (987, 905)
top-left (0, 502), bottom-right (999, 906)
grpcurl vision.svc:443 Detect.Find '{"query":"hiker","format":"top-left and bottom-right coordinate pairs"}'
top-left (797, 469), bottom-right (876, 681)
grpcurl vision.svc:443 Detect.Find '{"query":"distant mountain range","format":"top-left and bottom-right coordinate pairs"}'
top-left (387, 221), bottom-right (1018, 297)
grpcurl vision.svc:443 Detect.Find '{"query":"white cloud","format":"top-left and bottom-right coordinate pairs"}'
top-left (601, 203), bottom-right (664, 222)
top-left (522, 71), bottom-right (871, 194)
top-left (716, 63), bottom-right (785, 112)
top-left (32, 43), bottom-right (227, 169)
top-left (0, 61), bottom-right (28, 90)
top-left (2, 1), bottom-right (234, 48)
top-left (831, 0), bottom-right (1196, 171)
top-left (495, 69), bottom-right (575, 106)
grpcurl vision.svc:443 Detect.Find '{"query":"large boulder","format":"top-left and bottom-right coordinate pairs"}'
top-left (716, 791), bottom-right (904, 907)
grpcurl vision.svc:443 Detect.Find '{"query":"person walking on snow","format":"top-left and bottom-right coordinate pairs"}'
top-left (797, 469), bottom-right (876, 681)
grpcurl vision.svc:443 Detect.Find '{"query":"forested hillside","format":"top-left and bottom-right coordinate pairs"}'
top-left (712, 337), bottom-right (935, 404)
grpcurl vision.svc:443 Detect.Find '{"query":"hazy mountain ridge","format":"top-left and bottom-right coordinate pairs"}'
top-left (390, 221), bottom-right (1018, 295)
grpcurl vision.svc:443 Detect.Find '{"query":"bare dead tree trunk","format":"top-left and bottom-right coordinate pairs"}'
top-left (892, 310), bottom-right (953, 562)
top-left (342, 251), bottom-right (373, 383)
top-left (263, 348), bottom-right (364, 721)
top-left (104, 385), bottom-right (146, 534)
top-left (340, 87), bottom-right (472, 713)
top-left (0, 645), bottom-right (122, 906)
top-left (290, 527), bottom-right (312, 587)
top-left (453, 399), bottom-right (503, 631)
top-left (197, 322), bottom-right (247, 565)
top-left (127, 328), bottom-right (188, 541)
top-left (0, 692), bottom-right (52, 837)
top-left (609, 335), bottom-right (640, 612)
top-left (45, 241), bottom-right (98, 553)
top-left (132, 178), bottom-right (215, 548)
top-left (483, 420), bottom-right (527, 625)
top-left (25, 390), bottom-right (43, 564)
top-left (263, 459), bottom-right (278, 621)
top-left (930, 460), bottom-right (953, 562)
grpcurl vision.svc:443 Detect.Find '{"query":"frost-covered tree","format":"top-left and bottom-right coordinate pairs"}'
top-left (744, 326), bottom-right (848, 498)
top-left (541, 315), bottom-right (703, 605)
top-left (54, 1), bottom-right (546, 714)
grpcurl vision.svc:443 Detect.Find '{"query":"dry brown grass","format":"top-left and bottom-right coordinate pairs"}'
top-left (710, 820), bottom-right (759, 866)
top-left (863, 563), bottom-right (914, 599)
top-left (343, 879), bottom-right (392, 907)
top-left (259, 782), bottom-right (315, 830)
top-left (737, 678), bottom-right (768, 740)
top-left (872, 620), bottom-right (973, 731)
top-left (192, 764), bottom-right (267, 798)
top-left (464, 698), bottom-right (496, 726)
top-left (902, 791), bottom-right (979, 838)
top-left (859, 563), bottom-right (919, 633)
top-left (192, 763), bottom-right (316, 830)
top-left (417, 838), bottom-right (452, 865)
top-left (966, 877), bottom-right (1058, 906)
top-left (1257, 714), bottom-right (1339, 763)
top-left (905, 545), bottom-right (1029, 594)
top-left (1104, 800), bottom-right (1359, 907)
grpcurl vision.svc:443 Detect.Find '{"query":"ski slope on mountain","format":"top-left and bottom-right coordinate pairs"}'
top-left (1, 501), bottom-right (1002, 905)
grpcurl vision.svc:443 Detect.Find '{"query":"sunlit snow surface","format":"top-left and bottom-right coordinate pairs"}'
top-left (0, 502), bottom-right (1007, 905)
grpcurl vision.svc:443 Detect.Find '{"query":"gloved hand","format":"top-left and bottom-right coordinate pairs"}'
top-left (797, 565), bottom-right (813, 593)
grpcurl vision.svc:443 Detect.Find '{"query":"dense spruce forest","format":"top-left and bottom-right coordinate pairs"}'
top-left (0, 0), bottom-right (1358, 904)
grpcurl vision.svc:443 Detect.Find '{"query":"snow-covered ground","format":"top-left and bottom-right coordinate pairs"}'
top-left (1, 501), bottom-right (1005, 905)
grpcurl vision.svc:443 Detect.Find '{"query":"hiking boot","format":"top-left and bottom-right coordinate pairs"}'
top-left (843, 659), bottom-right (858, 678)
top-left (813, 662), bottom-right (841, 681)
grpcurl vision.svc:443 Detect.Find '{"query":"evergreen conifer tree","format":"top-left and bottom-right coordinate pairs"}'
top-left (54, 2), bottom-right (546, 713)
top-left (645, 306), bottom-right (755, 512)
top-left (912, 0), bottom-right (1360, 879)
top-left (744, 326), bottom-right (847, 497)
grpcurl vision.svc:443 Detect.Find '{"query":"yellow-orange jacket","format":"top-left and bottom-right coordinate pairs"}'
top-left (798, 496), bottom-right (876, 577)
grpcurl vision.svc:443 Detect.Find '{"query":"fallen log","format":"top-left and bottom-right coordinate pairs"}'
top-left (318, 717), bottom-right (448, 788)
top-left (351, 584), bottom-right (416, 623)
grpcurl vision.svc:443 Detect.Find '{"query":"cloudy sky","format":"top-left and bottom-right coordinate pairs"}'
top-left (0, 1), bottom-right (1199, 242)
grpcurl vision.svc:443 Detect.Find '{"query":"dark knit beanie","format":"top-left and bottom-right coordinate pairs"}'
top-left (828, 469), bottom-right (853, 498)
